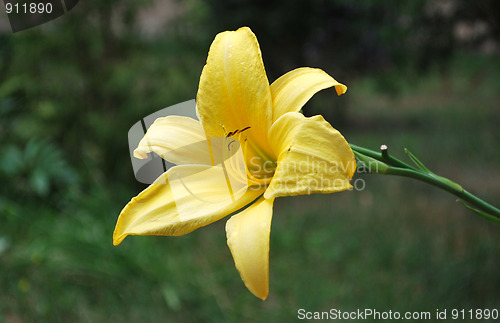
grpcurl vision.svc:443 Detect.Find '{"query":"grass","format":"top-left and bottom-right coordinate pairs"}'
top-left (1, 54), bottom-right (500, 322)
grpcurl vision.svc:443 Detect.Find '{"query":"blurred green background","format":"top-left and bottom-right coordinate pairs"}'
top-left (1, 0), bottom-right (500, 322)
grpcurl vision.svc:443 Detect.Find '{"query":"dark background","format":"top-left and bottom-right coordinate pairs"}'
top-left (1, 0), bottom-right (499, 321)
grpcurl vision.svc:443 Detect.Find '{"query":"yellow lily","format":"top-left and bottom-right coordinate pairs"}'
top-left (113, 27), bottom-right (356, 300)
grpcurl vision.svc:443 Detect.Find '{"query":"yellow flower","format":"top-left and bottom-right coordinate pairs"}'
top-left (113, 27), bottom-right (356, 300)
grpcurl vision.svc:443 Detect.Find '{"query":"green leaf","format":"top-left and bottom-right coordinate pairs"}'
top-left (0, 145), bottom-right (24, 175)
top-left (404, 148), bottom-right (463, 193)
top-left (30, 169), bottom-right (50, 196)
top-left (162, 285), bottom-right (182, 311)
top-left (457, 200), bottom-right (500, 227)
top-left (404, 148), bottom-right (431, 173)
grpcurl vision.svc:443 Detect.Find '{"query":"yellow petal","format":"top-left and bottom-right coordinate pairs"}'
top-left (270, 67), bottom-right (347, 123)
top-left (264, 112), bottom-right (355, 199)
top-left (134, 116), bottom-right (212, 165)
top-left (113, 165), bottom-right (264, 245)
top-left (226, 197), bottom-right (274, 300)
top-left (196, 27), bottom-right (274, 161)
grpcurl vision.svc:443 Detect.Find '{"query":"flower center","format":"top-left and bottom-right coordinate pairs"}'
top-left (222, 124), bottom-right (276, 187)
top-left (243, 138), bottom-right (276, 186)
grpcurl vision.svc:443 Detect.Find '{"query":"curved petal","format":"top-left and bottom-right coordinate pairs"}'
top-left (134, 116), bottom-right (212, 165)
top-left (113, 165), bottom-right (264, 245)
top-left (196, 27), bottom-right (274, 161)
top-left (270, 67), bottom-right (347, 122)
top-left (226, 197), bottom-right (274, 300)
top-left (264, 112), bottom-right (355, 199)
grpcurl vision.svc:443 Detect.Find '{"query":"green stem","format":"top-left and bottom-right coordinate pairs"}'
top-left (350, 144), bottom-right (500, 225)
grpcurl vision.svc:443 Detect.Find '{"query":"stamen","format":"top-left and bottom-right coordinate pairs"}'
top-left (240, 126), bottom-right (251, 133)
top-left (226, 126), bottom-right (251, 138)
top-left (220, 123), bottom-right (228, 137)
